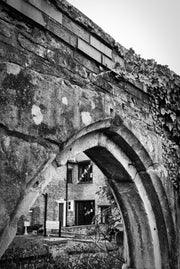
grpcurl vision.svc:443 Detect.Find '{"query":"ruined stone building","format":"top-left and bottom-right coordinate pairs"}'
top-left (0, 0), bottom-right (180, 268)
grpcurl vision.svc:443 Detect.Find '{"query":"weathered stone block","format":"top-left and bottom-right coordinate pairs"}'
top-left (47, 19), bottom-right (77, 48)
top-left (74, 51), bottom-right (99, 74)
top-left (124, 83), bottom-right (149, 104)
top-left (112, 52), bottom-right (125, 69)
top-left (3, 0), bottom-right (46, 27)
top-left (102, 55), bottom-right (114, 69)
top-left (90, 35), bottom-right (112, 59)
top-left (63, 15), bottom-right (90, 43)
top-left (27, 0), bottom-right (63, 25)
top-left (77, 38), bottom-right (101, 63)
top-left (17, 34), bottom-right (46, 58)
top-left (46, 32), bottom-right (74, 56)
top-left (0, 19), bottom-right (13, 38)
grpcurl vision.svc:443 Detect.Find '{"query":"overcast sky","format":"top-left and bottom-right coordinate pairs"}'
top-left (68, 0), bottom-right (180, 75)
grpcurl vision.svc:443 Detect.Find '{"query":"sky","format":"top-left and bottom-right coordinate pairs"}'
top-left (68, 0), bottom-right (180, 75)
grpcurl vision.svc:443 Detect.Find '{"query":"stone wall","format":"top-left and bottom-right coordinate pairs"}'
top-left (0, 0), bottom-right (150, 141)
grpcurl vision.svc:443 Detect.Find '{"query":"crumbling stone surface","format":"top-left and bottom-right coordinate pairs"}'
top-left (0, 131), bottom-right (49, 229)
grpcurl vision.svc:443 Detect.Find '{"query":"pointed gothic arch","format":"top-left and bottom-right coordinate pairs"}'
top-left (0, 118), bottom-right (176, 268)
top-left (56, 117), bottom-right (176, 269)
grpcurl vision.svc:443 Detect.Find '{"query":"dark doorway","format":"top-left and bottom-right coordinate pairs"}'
top-left (75, 200), bottom-right (95, 225)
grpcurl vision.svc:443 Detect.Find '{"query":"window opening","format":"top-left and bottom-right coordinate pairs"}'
top-left (78, 161), bottom-right (93, 183)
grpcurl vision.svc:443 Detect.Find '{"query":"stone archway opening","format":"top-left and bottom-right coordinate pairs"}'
top-left (55, 118), bottom-right (175, 269)
top-left (0, 118), bottom-right (176, 269)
